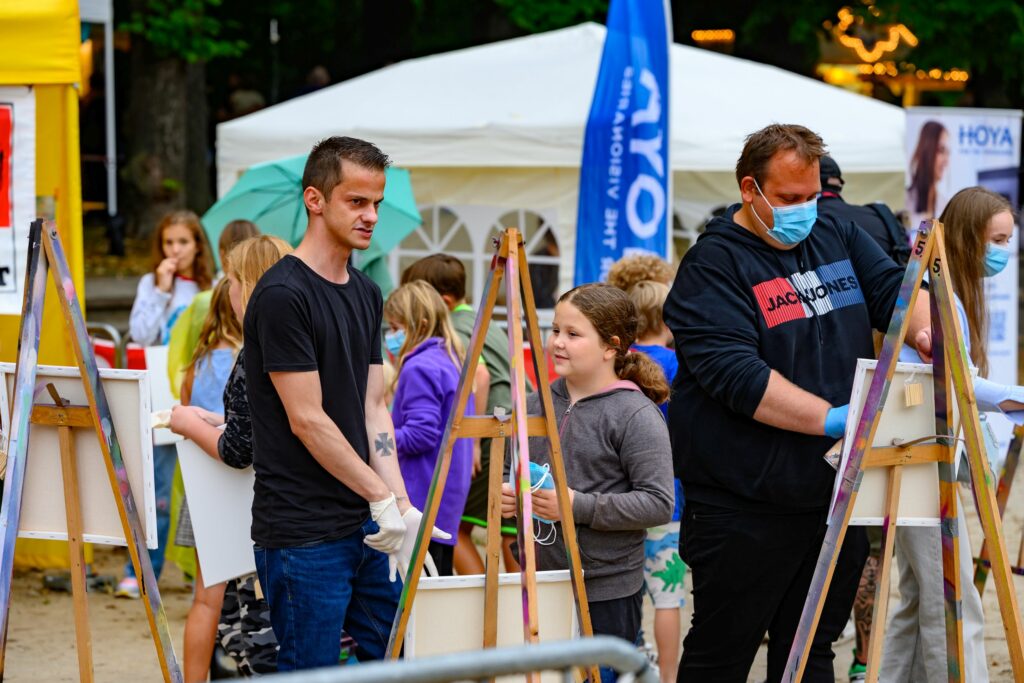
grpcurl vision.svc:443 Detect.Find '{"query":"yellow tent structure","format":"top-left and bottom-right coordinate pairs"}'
top-left (0, 0), bottom-right (87, 569)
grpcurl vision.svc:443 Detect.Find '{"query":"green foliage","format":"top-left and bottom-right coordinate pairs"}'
top-left (495, 0), bottom-right (608, 33)
top-left (122, 0), bottom-right (247, 63)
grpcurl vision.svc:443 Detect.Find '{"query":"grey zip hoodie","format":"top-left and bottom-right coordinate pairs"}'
top-left (523, 377), bottom-right (674, 602)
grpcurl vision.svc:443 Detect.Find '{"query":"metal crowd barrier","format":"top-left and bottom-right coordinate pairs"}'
top-left (260, 636), bottom-right (659, 683)
top-left (85, 321), bottom-right (125, 369)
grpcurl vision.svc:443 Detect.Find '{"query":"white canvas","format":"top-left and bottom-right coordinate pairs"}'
top-left (176, 439), bottom-right (255, 584)
top-left (0, 363), bottom-right (157, 547)
top-left (829, 360), bottom-right (966, 526)
top-left (406, 570), bottom-right (578, 683)
top-left (144, 345), bottom-right (181, 446)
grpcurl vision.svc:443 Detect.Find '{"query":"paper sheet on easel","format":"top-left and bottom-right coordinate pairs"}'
top-left (828, 359), bottom-right (967, 527)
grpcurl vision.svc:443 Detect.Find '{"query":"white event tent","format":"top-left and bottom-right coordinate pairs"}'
top-left (217, 22), bottom-right (907, 303)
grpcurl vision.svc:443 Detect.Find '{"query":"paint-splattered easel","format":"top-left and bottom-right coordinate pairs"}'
top-left (974, 423), bottom-right (1024, 592)
top-left (783, 219), bottom-right (1024, 683)
top-left (0, 220), bottom-right (181, 682)
top-left (385, 228), bottom-right (599, 683)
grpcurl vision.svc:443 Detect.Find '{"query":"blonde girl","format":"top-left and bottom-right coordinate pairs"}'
top-left (175, 278), bottom-right (242, 683)
top-left (170, 235), bottom-right (293, 678)
top-left (383, 280), bottom-right (472, 576)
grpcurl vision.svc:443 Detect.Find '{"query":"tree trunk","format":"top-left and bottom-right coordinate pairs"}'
top-left (124, 40), bottom-right (188, 237)
top-left (185, 61), bottom-right (212, 214)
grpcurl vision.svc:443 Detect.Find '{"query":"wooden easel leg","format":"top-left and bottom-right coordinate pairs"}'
top-left (500, 233), bottom-right (548, 683)
top-left (0, 219), bottom-right (48, 675)
top-left (505, 235), bottom-right (541, 662)
top-left (386, 232), bottom-right (507, 660)
top-left (40, 224), bottom-right (183, 683)
top-left (974, 424), bottom-right (1024, 593)
top-left (931, 272), bottom-right (965, 682)
top-left (865, 465), bottom-right (901, 683)
top-left (483, 436), bottom-right (507, 659)
top-left (930, 227), bottom-right (1024, 677)
top-left (58, 425), bottom-right (94, 683)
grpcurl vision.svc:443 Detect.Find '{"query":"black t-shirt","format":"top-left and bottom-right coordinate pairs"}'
top-left (244, 255), bottom-right (383, 548)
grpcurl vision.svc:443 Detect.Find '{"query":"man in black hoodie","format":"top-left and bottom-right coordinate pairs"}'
top-left (666, 124), bottom-right (930, 682)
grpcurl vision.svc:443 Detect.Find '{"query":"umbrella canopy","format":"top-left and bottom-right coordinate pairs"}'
top-left (202, 154), bottom-right (421, 292)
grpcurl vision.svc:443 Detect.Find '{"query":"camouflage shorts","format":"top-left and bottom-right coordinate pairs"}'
top-left (643, 522), bottom-right (686, 610)
top-left (218, 573), bottom-right (279, 675)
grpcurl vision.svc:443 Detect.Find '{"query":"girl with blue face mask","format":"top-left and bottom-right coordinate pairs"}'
top-left (883, 186), bottom-right (1020, 683)
top-left (383, 281), bottom-right (474, 577)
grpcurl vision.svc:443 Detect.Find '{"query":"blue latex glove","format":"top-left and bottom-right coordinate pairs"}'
top-left (824, 404), bottom-right (849, 439)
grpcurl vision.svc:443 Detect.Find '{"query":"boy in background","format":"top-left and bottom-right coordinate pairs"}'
top-left (401, 254), bottom-right (520, 573)
top-left (625, 276), bottom-right (685, 683)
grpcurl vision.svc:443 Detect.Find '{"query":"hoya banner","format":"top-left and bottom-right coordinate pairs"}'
top-left (905, 107), bottom-right (1022, 461)
top-left (0, 86), bottom-right (35, 314)
top-left (574, 0), bottom-right (672, 285)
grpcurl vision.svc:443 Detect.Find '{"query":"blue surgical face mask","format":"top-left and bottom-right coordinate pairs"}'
top-left (528, 461), bottom-right (557, 545)
top-left (750, 179), bottom-right (818, 246)
top-left (984, 243), bottom-right (1010, 277)
top-left (384, 328), bottom-right (406, 357)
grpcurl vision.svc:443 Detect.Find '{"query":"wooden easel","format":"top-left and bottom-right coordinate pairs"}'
top-left (975, 423), bottom-right (1024, 591)
top-left (0, 220), bottom-right (181, 681)
top-left (385, 228), bottom-right (599, 683)
top-left (783, 220), bottom-right (1024, 682)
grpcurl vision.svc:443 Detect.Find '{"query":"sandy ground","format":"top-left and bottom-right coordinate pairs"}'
top-left (4, 477), bottom-right (1024, 681)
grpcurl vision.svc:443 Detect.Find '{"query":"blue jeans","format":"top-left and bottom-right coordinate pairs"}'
top-left (124, 443), bottom-right (176, 580)
top-left (254, 520), bottom-right (401, 671)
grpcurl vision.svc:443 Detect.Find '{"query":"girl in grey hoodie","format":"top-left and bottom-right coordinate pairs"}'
top-left (502, 284), bottom-right (675, 679)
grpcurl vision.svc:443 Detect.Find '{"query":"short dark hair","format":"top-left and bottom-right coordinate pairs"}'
top-left (735, 124), bottom-right (826, 187)
top-left (400, 254), bottom-right (467, 301)
top-left (302, 136), bottom-right (391, 200)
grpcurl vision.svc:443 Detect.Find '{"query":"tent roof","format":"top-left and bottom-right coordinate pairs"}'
top-left (218, 22), bottom-right (905, 176)
top-left (0, 0), bottom-right (81, 85)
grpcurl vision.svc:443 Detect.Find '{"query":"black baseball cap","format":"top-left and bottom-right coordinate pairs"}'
top-left (819, 155), bottom-right (844, 191)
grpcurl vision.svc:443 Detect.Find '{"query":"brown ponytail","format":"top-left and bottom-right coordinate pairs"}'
top-left (558, 283), bottom-right (671, 404)
top-left (616, 352), bottom-right (670, 404)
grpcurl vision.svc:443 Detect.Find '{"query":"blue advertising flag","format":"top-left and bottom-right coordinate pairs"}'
top-left (574, 0), bottom-right (672, 286)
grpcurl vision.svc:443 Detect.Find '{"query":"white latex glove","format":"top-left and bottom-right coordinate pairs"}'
top-left (364, 494), bottom-right (406, 555)
top-left (393, 507), bottom-right (453, 582)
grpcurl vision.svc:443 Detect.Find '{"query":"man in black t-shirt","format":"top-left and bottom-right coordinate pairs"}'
top-left (245, 137), bottom-right (447, 671)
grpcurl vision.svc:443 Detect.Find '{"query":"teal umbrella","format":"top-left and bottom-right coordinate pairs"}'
top-left (201, 153), bottom-right (421, 294)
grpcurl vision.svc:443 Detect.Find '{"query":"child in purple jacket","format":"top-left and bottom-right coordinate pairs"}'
top-left (384, 280), bottom-right (474, 576)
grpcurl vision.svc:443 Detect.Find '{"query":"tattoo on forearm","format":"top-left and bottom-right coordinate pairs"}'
top-left (375, 432), bottom-right (395, 457)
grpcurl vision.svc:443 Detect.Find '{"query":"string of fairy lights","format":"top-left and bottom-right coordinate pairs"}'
top-left (690, 4), bottom-right (970, 104)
